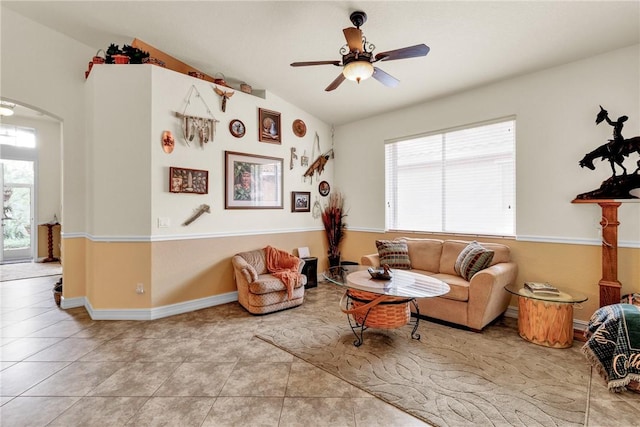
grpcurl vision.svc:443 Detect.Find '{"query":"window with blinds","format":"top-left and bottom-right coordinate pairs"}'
top-left (385, 118), bottom-right (515, 236)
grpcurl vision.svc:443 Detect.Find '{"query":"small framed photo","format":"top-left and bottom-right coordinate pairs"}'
top-left (291, 191), bottom-right (311, 212)
top-left (229, 119), bottom-right (245, 138)
top-left (259, 108), bottom-right (281, 144)
top-left (225, 151), bottom-right (283, 209)
top-left (169, 167), bottom-right (208, 194)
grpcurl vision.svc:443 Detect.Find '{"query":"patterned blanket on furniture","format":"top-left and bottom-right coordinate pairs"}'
top-left (582, 303), bottom-right (640, 392)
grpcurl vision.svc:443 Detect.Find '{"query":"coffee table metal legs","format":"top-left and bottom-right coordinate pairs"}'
top-left (343, 292), bottom-right (421, 347)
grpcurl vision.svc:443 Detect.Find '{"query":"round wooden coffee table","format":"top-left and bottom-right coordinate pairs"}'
top-left (505, 284), bottom-right (588, 348)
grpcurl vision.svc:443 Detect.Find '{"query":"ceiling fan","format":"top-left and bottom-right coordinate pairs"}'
top-left (290, 10), bottom-right (430, 92)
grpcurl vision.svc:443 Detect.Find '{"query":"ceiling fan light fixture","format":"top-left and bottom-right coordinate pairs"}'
top-left (342, 60), bottom-right (373, 83)
top-left (0, 102), bottom-right (15, 117)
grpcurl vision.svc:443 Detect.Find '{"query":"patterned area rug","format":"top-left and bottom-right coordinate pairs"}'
top-left (257, 284), bottom-right (589, 427)
top-left (0, 261), bottom-right (62, 281)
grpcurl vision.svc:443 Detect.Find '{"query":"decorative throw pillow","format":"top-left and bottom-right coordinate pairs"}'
top-left (454, 241), bottom-right (494, 281)
top-left (376, 239), bottom-right (411, 270)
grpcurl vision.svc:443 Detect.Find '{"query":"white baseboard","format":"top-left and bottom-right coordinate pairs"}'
top-left (505, 304), bottom-right (588, 332)
top-left (61, 292), bottom-right (238, 320)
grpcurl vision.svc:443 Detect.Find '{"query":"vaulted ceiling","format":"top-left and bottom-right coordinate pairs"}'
top-left (4, 1), bottom-right (639, 125)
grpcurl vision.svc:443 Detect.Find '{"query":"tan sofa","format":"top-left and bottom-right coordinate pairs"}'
top-left (232, 248), bottom-right (306, 315)
top-left (361, 238), bottom-right (517, 331)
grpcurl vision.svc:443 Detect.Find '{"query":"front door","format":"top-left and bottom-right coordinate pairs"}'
top-left (1, 160), bottom-right (35, 263)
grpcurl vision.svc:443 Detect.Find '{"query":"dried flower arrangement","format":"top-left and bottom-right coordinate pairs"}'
top-left (321, 192), bottom-right (347, 264)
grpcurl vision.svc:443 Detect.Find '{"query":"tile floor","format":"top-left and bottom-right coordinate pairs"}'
top-left (0, 273), bottom-right (638, 426)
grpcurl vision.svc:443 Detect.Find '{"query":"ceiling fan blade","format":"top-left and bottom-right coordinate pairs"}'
top-left (372, 67), bottom-right (399, 88)
top-left (343, 27), bottom-right (363, 52)
top-left (291, 60), bottom-right (341, 67)
top-left (325, 73), bottom-right (346, 92)
top-left (374, 44), bottom-right (430, 62)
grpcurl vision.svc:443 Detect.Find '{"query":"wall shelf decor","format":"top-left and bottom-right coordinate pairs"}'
top-left (225, 151), bottom-right (283, 209)
top-left (259, 108), bottom-right (281, 144)
top-left (170, 167), bottom-right (208, 194)
top-left (176, 85), bottom-right (219, 147)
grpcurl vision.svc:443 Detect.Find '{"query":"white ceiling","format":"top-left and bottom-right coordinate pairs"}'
top-left (3, 1), bottom-right (639, 125)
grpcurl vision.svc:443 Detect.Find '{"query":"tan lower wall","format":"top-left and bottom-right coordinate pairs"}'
top-left (60, 231), bottom-right (328, 310)
top-left (61, 230), bottom-right (639, 321)
top-left (339, 231), bottom-right (640, 322)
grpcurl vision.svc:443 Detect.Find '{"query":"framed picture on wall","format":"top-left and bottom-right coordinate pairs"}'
top-left (169, 167), bottom-right (208, 194)
top-left (258, 108), bottom-right (281, 144)
top-left (225, 151), bottom-right (283, 209)
top-left (291, 191), bottom-right (311, 212)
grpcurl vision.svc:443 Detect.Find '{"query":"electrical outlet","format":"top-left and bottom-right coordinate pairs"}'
top-left (158, 217), bottom-right (170, 228)
top-left (136, 283), bottom-right (145, 294)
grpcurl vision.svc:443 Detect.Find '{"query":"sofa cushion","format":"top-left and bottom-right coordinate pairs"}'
top-left (376, 239), bottom-right (412, 269)
top-left (431, 273), bottom-right (470, 302)
top-left (440, 240), bottom-right (510, 274)
top-left (403, 238), bottom-right (443, 272)
top-left (248, 274), bottom-right (306, 294)
top-left (454, 241), bottom-right (494, 281)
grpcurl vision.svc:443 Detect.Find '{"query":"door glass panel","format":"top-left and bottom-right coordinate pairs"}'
top-left (1, 160), bottom-right (34, 263)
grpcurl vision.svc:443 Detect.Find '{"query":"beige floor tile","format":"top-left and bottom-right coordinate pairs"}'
top-left (71, 320), bottom-right (142, 339)
top-left (0, 396), bottom-right (81, 427)
top-left (0, 320), bottom-right (59, 338)
top-left (78, 338), bottom-right (140, 362)
top-left (134, 338), bottom-right (202, 362)
top-left (88, 362), bottom-right (180, 396)
top-left (47, 396), bottom-right (147, 426)
top-left (0, 361), bottom-right (69, 396)
top-left (25, 337), bottom-right (105, 362)
top-left (0, 360), bottom-right (17, 371)
top-left (23, 361), bottom-right (125, 396)
top-left (27, 319), bottom-right (92, 338)
top-left (286, 360), bottom-right (363, 398)
top-left (220, 362), bottom-right (291, 397)
top-left (154, 362), bottom-right (235, 396)
top-left (201, 396), bottom-right (283, 427)
top-left (279, 397), bottom-right (357, 427)
top-left (125, 396), bottom-right (214, 426)
top-left (187, 336), bottom-right (254, 363)
top-left (0, 395), bottom-right (15, 405)
top-left (0, 337), bottom-right (62, 361)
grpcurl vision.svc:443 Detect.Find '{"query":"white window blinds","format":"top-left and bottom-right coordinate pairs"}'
top-left (385, 118), bottom-right (515, 236)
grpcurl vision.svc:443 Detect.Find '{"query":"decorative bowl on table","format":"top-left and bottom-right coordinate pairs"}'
top-left (367, 267), bottom-right (392, 280)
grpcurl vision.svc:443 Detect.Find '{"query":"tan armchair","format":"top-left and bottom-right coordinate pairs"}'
top-left (232, 248), bottom-right (306, 314)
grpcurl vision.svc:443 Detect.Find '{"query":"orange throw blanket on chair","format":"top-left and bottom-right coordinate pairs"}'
top-left (265, 245), bottom-right (302, 299)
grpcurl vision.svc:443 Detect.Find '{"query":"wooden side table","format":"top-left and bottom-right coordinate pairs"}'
top-left (40, 222), bottom-right (60, 263)
top-left (301, 257), bottom-right (318, 289)
top-left (505, 284), bottom-right (587, 348)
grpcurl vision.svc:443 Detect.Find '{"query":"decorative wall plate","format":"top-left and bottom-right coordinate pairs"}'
top-left (229, 119), bottom-right (245, 138)
top-left (162, 131), bottom-right (175, 153)
top-left (319, 180), bottom-right (330, 196)
top-left (293, 119), bottom-right (307, 137)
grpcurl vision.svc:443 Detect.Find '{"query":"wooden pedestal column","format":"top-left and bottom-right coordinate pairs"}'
top-left (598, 201), bottom-right (622, 307)
top-left (572, 199), bottom-right (623, 307)
top-left (518, 296), bottom-right (574, 348)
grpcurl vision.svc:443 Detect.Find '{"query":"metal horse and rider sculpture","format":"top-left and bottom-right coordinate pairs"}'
top-left (576, 106), bottom-right (640, 200)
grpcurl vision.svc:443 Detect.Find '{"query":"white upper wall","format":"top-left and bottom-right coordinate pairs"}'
top-left (335, 45), bottom-right (640, 246)
top-left (1, 7), bottom-right (94, 234)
